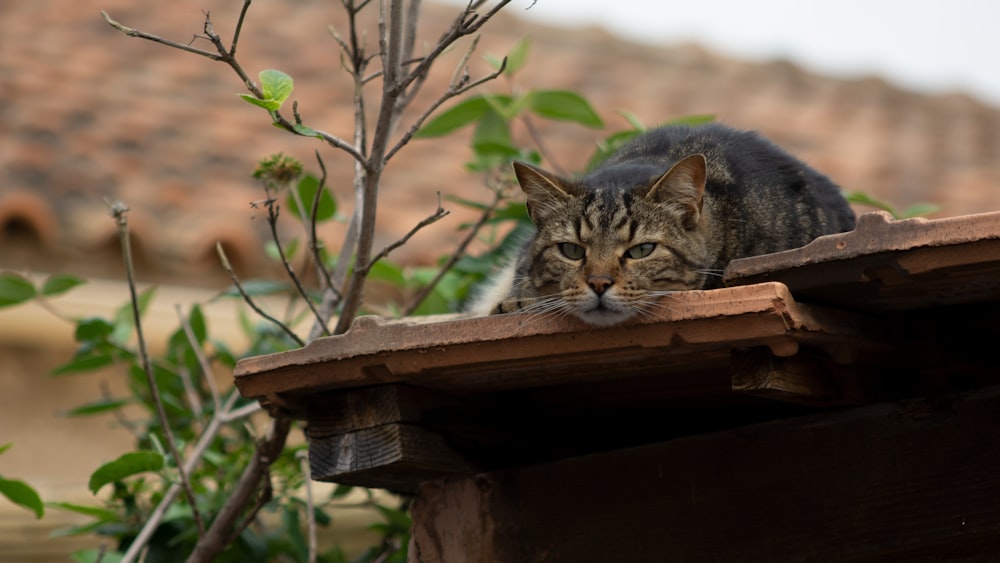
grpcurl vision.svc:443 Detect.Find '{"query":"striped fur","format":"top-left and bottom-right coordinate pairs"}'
top-left (468, 123), bottom-right (856, 326)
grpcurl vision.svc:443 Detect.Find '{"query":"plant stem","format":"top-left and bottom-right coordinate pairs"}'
top-left (108, 201), bottom-right (205, 537)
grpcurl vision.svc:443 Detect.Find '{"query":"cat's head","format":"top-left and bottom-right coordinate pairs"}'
top-left (512, 155), bottom-right (712, 326)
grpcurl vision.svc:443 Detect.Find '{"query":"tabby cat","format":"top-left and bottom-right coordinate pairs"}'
top-left (469, 122), bottom-right (856, 326)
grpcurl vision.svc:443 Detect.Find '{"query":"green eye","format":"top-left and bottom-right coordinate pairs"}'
top-left (626, 243), bottom-right (656, 259)
top-left (558, 242), bottom-right (586, 260)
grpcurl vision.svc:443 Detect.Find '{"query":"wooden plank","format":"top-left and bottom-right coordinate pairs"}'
top-left (410, 385), bottom-right (1000, 562)
top-left (235, 283), bottom-right (886, 402)
top-left (310, 423), bottom-right (478, 493)
top-left (730, 347), bottom-right (904, 406)
top-left (305, 385), bottom-right (465, 439)
top-left (725, 211), bottom-right (1000, 311)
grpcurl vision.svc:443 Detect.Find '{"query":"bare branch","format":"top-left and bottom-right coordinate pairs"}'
top-left (186, 416), bottom-right (292, 563)
top-left (385, 55), bottom-right (506, 163)
top-left (308, 152), bottom-right (338, 296)
top-left (403, 187), bottom-right (502, 316)
top-left (104, 8), bottom-right (367, 164)
top-left (297, 450), bottom-right (318, 563)
top-left (262, 194), bottom-right (331, 337)
top-left (120, 392), bottom-right (243, 563)
top-left (366, 194), bottom-right (449, 271)
top-left (229, 0), bottom-right (252, 57)
top-left (101, 11), bottom-right (222, 60)
top-left (107, 201), bottom-right (205, 537)
top-left (394, 0), bottom-right (513, 96)
top-left (175, 304), bottom-right (221, 411)
top-left (216, 242), bottom-right (306, 347)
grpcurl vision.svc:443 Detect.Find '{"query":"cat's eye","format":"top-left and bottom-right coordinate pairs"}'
top-left (625, 243), bottom-right (656, 259)
top-left (558, 242), bottom-right (586, 260)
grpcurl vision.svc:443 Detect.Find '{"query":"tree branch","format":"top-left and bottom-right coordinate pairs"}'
top-left (175, 304), bottom-right (221, 412)
top-left (216, 243), bottom-right (305, 347)
top-left (384, 54), bottom-right (506, 163)
top-left (366, 194), bottom-right (449, 271)
top-left (186, 416), bottom-right (292, 563)
top-left (100, 11), bottom-right (222, 60)
top-left (107, 201), bottom-right (205, 538)
top-left (262, 195), bottom-right (330, 336)
top-left (403, 187), bottom-right (501, 316)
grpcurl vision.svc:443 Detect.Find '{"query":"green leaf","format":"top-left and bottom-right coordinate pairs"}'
top-left (472, 108), bottom-right (518, 159)
top-left (239, 93), bottom-right (280, 111)
top-left (63, 398), bottom-right (132, 417)
top-left (41, 274), bottom-right (86, 297)
top-left (71, 549), bottom-right (124, 563)
top-left (0, 443), bottom-right (11, 456)
top-left (587, 129), bottom-right (644, 171)
top-left (239, 69), bottom-right (294, 112)
top-left (330, 484), bottom-right (354, 499)
top-left (260, 69), bottom-right (294, 107)
top-left (287, 174), bottom-right (337, 223)
top-left (617, 110), bottom-right (647, 131)
top-left (898, 203), bottom-right (941, 219)
top-left (47, 501), bottom-right (121, 522)
top-left (504, 38), bottom-right (531, 75)
top-left (75, 317), bottom-right (115, 343)
top-left (0, 272), bottom-right (36, 308)
top-left (88, 451), bottom-right (165, 494)
top-left (293, 123), bottom-right (323, 138)
top-left (374, 503), bottom-right (412, 531)
top-left (415, 96), bottom-right (491, 138)
top-left (0, 477), bottom-right (44, 518)
top-left (51, 352), bottom-right (115, 376)
top-left (111, 286), bottom-right (157, 345)
top-left (367, 260), bottom-right (406, 288)
top-left (527, 90), bottom-right (603, 128)
top-left (218, 279), bottom-right (290, 299)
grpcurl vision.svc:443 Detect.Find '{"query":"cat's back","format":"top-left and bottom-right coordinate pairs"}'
top-left (602, 123), bottom-right (807, 185)
top-left (599, 122), bottom-right (856, 264)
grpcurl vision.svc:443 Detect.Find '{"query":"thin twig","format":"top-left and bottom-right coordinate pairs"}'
top-left (103, 8), bottom-right (367, 164)
top-left (366, 194), bottom-right (449, 271)
top-left (403, 187), bottom-right (502, 316)
top-left (308, 151), bottom-right (338, 296)
top-left (216, 242), bottom-right (305, 347)
top-left (297, 450), bottom-right (318, 563)
top-left (394, 0), bottom-right (513, 96)
top-left (177, 366), bottom-right (204, 420)
top-left (521, 113), bottom-right (567, 176)
top-left (229, 0), bottom-right (252, 57)
top-left (121, 391), bottom-right (243, 563)
top-left (263, 195), bottom-right (330, 336)
top-left (101, 11), bottom-right (222, 59)
top-left (384, 56), bottom-right (506, 163)
top-left (187, 416), bottom-right (292, 563)
top-left (175, 304), bottom-right (221, 411)
top-left (107, 200), bottom-right (205, 538)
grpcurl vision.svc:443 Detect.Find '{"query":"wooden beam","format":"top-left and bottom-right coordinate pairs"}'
top-left (310, 423), bottom-right (477, 493)
top-left (410, 385), bottom-right (1000, 562)
top-left (731, 347), bottom-right (902, 406)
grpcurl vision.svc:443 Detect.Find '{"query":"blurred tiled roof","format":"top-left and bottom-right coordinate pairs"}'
top-left (2, 0), bottom-right (999, 286)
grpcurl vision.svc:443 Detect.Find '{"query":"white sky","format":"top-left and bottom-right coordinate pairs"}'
top-left (446, 0), bottom-right (1000, 107)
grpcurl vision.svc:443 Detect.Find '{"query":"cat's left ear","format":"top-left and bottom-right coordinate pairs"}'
top-left (513, 161), bottom-right (574, 224)
top-left (647, 154), bottom-right (707, 229)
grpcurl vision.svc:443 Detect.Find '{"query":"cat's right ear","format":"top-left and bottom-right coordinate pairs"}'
top-left (648, 154), bottom-right (707, 230)
top-left (513, 161), bottom-right (573, 224)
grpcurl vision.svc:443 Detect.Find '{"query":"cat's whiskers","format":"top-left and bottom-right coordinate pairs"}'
top-left (634, 290), bottom-right (682, 320)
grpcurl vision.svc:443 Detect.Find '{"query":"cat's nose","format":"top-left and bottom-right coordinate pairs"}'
top-left (587, 275), bottom-right (614, 295)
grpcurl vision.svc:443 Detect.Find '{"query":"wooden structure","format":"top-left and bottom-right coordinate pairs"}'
top-left (235, 211), bottom-right (1000, 562)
